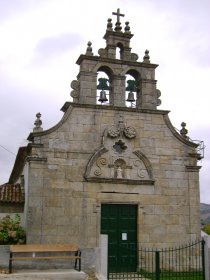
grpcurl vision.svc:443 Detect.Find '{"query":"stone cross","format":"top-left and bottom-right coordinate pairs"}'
top-left (112, 8), bottom-right (124, 23)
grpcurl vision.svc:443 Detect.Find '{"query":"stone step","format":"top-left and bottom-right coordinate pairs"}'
top-left (0, 269), bottom-right (88, 280)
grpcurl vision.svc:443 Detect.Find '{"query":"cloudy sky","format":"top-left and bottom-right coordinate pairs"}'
top-left (0, 0), bottom-right (209, 203)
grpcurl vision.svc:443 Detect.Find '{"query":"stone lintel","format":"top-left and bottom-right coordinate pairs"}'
top-left (185, 165), bottom-right (202, 172)
top-left (188, 153), bottom-right (203, 160)
top-left (26, 157), bottom-right (47, 162)
top-left (28, 143), bottom-right (43, 148)
top-left (61, 101), bottom-right (170, 115)
top-left (108, 164), bottom-right (132, 169)
top-left (85, 177), bottom-right (155, 185)
top-left (103, 30), bottom-right (134, 40)
top-left (141, 79), bottom-right (157, 84)
top-left (76, 54), bottom-right (158, 69)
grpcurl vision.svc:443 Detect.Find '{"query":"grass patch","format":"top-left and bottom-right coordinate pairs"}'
top-left (139, 269), bottom-right (203, 279)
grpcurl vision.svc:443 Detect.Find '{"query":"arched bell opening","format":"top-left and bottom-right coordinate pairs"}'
top-left (116, 43), bottom-right (124, 60)
top-left (97, 66), bottom-right (113, 105)
top-left (125, 70), bottom-right (141, 108)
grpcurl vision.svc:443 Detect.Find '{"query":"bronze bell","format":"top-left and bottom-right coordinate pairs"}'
top-left (98, 90), bottom-right (108, 103)
top-left (126, 91), bottom-right (135, 102)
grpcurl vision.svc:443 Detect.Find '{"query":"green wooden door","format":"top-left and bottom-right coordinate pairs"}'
top-left (101, 204), bottom-right (137, 273)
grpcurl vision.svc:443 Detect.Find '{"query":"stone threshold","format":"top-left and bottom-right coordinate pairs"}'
top-left (0, 269), bottom-right (87, 280)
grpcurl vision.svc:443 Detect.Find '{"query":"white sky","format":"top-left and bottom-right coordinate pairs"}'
top-left (0, 0), bottom-right (209, 203)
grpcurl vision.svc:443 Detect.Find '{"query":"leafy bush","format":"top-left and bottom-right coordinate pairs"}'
top-left (202, 224), bottom-right (210, 235)
top-left (0, 214), bottom-right (26, 245)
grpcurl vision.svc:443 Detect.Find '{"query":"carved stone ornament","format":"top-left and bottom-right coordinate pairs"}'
top-left (156, 89), bottom-right (161, 98)
top-left (138, 170), bottom-right (146, 178)
top-left (33, 112), bottom-right (43, 132)
top-left (94, 169), bottom-right (102, 176)
top-left (123, 126), bottom-right (136, 139)
top-left (86, 41), bottom-right (93, 56)
top-left (156, 89), bottom-right (161, 106)
top-left (130, 53), bottom-right (138, 61)
top-left (143, 49), bottom-right (150, 63)
top-left (156, 99), bottom-right (162, 106)
top-left (98, 48), bottom-right (108, 58)
top-left (180, 122), bottom-right (188, 139)
top-left (94, 157), bottom-right (107, 176)
top-left (84, 146), bottom-right (154, 184)
top-left (107, 125), bottom-right (136, 139)
top-left (70, 80), bottom-right (79, 99)
top-left (113, 139), bottom-right (127, 153)
top-left (107, 126), bottom-right (121, 138)
top-left (106, 18), bottom-right (113, 31)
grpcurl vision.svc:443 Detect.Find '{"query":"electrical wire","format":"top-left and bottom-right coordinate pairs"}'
top-left (0, 144), bottom-right (16, 156)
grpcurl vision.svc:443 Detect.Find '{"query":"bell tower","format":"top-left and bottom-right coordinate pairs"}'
top-left (69, 9), bottom-right (161, 110)
top-left (67, 9), bottom-right (161, 110)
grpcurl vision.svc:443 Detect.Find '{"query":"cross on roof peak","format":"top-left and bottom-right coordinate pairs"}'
top-left (112, 8), bottom-right (125, 23)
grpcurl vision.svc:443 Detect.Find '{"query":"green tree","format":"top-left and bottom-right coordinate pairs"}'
top-left (202, 224), bottom-right (210, 235)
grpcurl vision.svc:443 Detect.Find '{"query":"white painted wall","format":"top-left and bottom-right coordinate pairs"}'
top-left (96, 234), bottom-right (108, 280)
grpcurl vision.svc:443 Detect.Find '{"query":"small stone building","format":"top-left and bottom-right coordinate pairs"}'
top-left (0, 147), bottom-right (25, 222)
top-left (0, 183), bottom-right (24, 217)
top-left (9, 9), bottom-right (203, 273)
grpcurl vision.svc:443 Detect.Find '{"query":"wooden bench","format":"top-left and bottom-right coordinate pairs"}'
top-left (9, 244), bottom-right (81, 273)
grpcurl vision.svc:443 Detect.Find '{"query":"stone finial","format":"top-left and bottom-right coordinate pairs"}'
top-left (106, 18), bottom-right (113, 31)
top-left (86, 41), bottom-right (93, 56)
top-left (180, 122), bottom-right (189, 139)
top-left (124, 21), bottom-right (131, 33)
top-left (143, 49), bottom-right (150, 63)
top-left (33, 113), bottom-right (43, 132)
top-left (115, 21), bottom-right (122, 32)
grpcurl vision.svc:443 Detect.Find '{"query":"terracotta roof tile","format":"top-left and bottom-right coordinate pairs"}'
top-left (0, 183), bottom-right (24, 203)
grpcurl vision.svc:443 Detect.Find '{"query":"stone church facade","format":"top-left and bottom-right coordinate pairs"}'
top-left (9, 9), bottom-right (203, 272)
